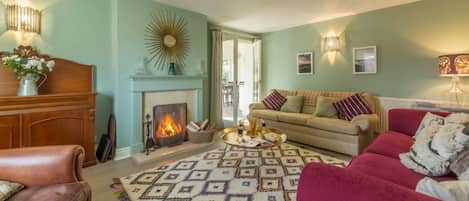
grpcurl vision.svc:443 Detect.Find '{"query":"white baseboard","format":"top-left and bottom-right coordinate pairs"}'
top-left (114, 146), bottom-right (131, 160)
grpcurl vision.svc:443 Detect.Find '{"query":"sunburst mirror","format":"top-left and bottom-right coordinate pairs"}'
top-left (145, 10), bottom-right (190, 71)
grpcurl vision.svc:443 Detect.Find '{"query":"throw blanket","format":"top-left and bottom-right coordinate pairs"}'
top-left (400, 113), bottom-right (469, 176)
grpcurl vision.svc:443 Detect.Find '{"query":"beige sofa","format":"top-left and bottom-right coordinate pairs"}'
top-left (249, 89), bottom-right (379, 156)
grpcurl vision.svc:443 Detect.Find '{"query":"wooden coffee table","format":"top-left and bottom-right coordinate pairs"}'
top-left (219, 127), bottom-right (285, 149)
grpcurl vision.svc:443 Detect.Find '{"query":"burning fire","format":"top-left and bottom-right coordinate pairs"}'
top-left (156, 113), bottom-right (182, 137)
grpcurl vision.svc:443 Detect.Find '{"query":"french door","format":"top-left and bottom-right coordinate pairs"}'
top-left (222, 34), bottom-right (260, 126)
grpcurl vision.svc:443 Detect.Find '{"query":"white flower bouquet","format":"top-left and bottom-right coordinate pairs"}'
top-left (2, 55), bottom-right (55, 78)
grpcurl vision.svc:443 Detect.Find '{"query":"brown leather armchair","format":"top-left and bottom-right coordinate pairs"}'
top-left (0, 145), bottom-right (91, 201)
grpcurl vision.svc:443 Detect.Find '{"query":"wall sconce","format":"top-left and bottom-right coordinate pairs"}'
top-left (439, 53), bottom-right (469, 104)
top-left (6, 4), bottom-right (41, 34)
top-left (325, 36), bottom-right (340, 52)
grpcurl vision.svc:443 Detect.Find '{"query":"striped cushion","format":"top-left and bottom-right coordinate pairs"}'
top-left (262, 90), bottom-right (287, 110)
top-left (333, 93), bottom-right (372, 121)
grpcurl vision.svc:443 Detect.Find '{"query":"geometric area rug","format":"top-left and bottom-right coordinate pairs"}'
top-left (119, 143), bottom-right (348, 201)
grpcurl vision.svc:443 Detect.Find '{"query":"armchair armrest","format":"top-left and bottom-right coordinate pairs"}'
top-left (249, 103), bottom-right (266, 110)
top-left (297, 163), bottom-right (440, 201)
top-left (351, 114), bottom-right (379, 131)
top-left (0, 145), bottom-right (85, 187)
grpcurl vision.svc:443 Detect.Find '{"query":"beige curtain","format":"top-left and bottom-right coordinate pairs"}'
top-left (253, 39), bottom-right (262, 103)
top-left (210, 30), bottom-right (224, 127)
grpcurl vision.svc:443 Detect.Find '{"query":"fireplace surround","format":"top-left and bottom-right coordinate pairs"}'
top-left (129, 75), bottom-right (205, 154)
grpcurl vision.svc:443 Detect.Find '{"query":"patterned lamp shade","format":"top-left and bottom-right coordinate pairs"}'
top-left (439, 54), bottom-right (469, 76)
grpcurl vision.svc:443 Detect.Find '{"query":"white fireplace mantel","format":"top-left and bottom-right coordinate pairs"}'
top-left (129, 74), bottom-right (206, 154)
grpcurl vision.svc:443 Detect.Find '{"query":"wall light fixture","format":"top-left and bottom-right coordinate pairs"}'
top-left (325, 36), bottom-right (340, 52)
top-left (7, 4), bottom-right (41, 34)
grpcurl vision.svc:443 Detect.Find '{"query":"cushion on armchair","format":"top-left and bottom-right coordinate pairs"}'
top-left (333, 93), bottom-right (372, 121)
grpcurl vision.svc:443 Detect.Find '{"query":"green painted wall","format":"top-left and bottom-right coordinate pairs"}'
top-left (262, 0), bottom-right (469, 103)
top-left (0, 0), bottom-right (209, 149)
top-left (0, 0), bottom-right (113, 141)
top-left (114, 0), bottom-right (208, 149)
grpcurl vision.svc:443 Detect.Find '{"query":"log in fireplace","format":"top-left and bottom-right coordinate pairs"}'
top-left (153, 103), bottom-right (187, 147)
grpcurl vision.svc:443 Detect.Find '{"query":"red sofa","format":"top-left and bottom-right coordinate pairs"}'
top-left (297, 109), bottom-right (457, 201)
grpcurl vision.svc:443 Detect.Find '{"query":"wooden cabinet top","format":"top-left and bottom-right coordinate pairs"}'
top-left (0, 47), bottom-right (96, 114)
top-left (0, 92), bottom-right (96, 115)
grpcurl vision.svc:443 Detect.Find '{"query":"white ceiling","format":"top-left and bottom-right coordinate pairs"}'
top-left (155, 0), bottom-right (421, 34)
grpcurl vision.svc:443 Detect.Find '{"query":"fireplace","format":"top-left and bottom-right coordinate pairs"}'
top-left (153, 103), bottom-right (187, 146)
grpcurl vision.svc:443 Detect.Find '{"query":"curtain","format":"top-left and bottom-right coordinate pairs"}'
top-left (253, 39), bottom-right (262, 103)
top-left (210, 30), bottom-right (224, 128)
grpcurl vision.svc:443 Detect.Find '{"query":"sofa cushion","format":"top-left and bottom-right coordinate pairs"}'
top-left (348, 153), bottom-right (454, 189)
top-left (313, 96), bottom-right (338, 118)
top-left (306, 117), bottom-right (358, 135)
top-left (262, 90), bottom-right (287, 110)
top-left (333, 93), bottom-right (373, 121)
top-left (278, 113), bottom-right (313, 126)
top-left (250, 109), bottom-right (283, 121)
top-left (9, 182), bottom-right (91, 201)
top-left (296, 90), bottom-right (322, 114)
top-left (364, 131), bottom-right (414, 159)
top-left (280, 96), bottom-right (304, 113)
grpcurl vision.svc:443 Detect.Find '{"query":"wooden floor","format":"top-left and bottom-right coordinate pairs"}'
top-left (83, 141), bottom-right (351, 201)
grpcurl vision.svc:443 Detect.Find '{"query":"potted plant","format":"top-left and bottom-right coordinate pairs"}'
top-left (2, 51), bottom-right (55, 96)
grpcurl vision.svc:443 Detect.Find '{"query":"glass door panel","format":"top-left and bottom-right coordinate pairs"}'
top-left (222, 35), bottom-right (256, 126)
top-left (237, 39), bottom-right (254, 120)
top-left (222, 39), bottom-right (236, 126)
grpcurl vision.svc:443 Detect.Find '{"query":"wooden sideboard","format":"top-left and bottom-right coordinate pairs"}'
top-left (0, 48), bottom-right (97, 166)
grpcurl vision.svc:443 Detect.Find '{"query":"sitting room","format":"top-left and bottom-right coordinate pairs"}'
top-left (0, 0), bottom-right (468, 201)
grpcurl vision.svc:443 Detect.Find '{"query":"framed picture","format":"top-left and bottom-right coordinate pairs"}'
top-left (297, 52), bottom-right (313, 75)
top-left (353, 46), bottom-right (377, 74)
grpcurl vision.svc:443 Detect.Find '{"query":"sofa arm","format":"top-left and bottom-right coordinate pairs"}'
top-left (249, 103), bottom-right (266, 110)
top-left (297, 163), bottom-right (440, 201)
top-left (0, 145), bottom-right (85, 187)
top-left (351, 114), bottom-right (379, 131)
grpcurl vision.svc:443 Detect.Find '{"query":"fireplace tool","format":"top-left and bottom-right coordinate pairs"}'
top-left (144, 114), bottom-right (155, 155)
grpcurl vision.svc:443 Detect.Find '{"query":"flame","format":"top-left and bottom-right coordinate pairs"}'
top-left (156, 114), bottom-right (182, 137)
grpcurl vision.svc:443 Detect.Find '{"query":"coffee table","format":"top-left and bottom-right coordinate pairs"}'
top-left (219, 127), bottom-right (285, 149)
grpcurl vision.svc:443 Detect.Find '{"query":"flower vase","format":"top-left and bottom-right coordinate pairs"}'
top-left (17, 74), bottom-right (40, 96)
top-left (168, 62), bottom-right (176, 75)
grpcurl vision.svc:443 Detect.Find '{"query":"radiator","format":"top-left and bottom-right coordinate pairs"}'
top-left (375, 97), bottom-right (463, 132)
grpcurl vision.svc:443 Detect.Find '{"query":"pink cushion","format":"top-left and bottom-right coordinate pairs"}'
top-left (262, 90), bottom-right (286, 110)
top-left (333, 93), bottom-right (372, 121)
top-left (388, 109), bottom-right (450, 136)
top-left (348, 153), bottom-right (455, 189)
top-left (364, 131), bottom-right (414, 159)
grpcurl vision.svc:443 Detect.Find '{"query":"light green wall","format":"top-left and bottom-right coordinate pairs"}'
top-left (262, 0), bottom-right (469, 103)
top-left (0, 0), bottom-right (113, 140)
top-left (114, 0), bottom-right (208, 149)
top-left (0, 0), bottom-right (209, 149)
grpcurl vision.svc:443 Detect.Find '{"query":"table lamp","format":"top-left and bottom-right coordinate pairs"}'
top-left (438, 54), bottom-right (469, 105)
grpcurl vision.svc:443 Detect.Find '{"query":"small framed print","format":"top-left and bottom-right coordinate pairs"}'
top-left (297, 52), bottom-right (313, 75)
top-left (353, 46), bottom-right (377, 74)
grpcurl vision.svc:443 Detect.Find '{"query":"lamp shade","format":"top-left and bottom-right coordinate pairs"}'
top-left (6, 4), bottom-right (41, 34)
top-left (439, 54), bottom-right (469, 76)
